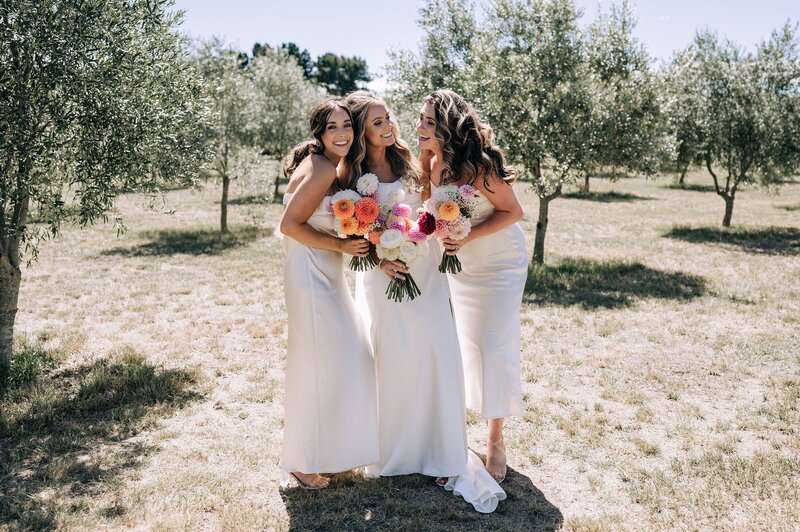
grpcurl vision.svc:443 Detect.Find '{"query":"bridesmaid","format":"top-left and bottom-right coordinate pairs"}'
top-left (346, 90), bottom-right (504, 513)
top-left (278, 98), bottom-right (379, 489)
top-left (417, 90), bottom-right (528, 483)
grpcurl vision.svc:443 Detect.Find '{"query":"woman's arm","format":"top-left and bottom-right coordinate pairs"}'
top-left (442, 173), bottom-right (523, 255)
top-left (279, 158), bottom-right (369, 256)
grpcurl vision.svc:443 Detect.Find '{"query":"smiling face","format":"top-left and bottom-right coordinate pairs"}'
top-left (364, 102), bottom-right (395, 148)
top-left (416, 101), bottom-right (439, 153)
top-left (320, 106), bottom-right (354, 160)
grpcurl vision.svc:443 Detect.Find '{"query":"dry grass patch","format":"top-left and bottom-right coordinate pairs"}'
top-left (6, 174), bottom-right (799, 529)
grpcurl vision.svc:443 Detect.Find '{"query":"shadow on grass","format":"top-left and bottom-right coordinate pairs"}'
top-left (661, 183), bottom-right (717, 192)
top-left (524, 257), bottom-right (707, 309)
top-left (281, 463), bottom-right (562, 531)
top-left (775, 203), bottom-right (800, 212)
top-left (562, 190), bottom-right (654, 202)
top-left (0, 343), bottom-right (201, 528)
top-left (664, 226), bottom-right (800, 256)
top-left (223, 195), bottom-right (271, 206)
top-left (101, 225), bottom-right (273, 257)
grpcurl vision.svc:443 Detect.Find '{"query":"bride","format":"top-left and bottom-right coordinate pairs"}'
top-left (345, 90), bottom-right (505, 513)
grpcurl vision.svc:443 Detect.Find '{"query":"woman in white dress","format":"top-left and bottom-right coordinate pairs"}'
top-left (345, 91), bottom-right (504, 513)
top-left (417, 90), bottom-right (528, 483)
top-left (279, 98), bottom-right (379, 489)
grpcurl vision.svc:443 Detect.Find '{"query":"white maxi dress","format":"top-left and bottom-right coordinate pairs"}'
top-left (442, 185), bottom-right (529, 420)
top-left (280, 193), bottom-right (379, 474)
top-left (357, 180), bottom-right (506, 513)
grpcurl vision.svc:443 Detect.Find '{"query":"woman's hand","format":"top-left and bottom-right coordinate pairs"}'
top-left (339, 238), bottom-right (370, 257)
top-left (442, 236), bottom-right (469, 256)
top-left (379, 259), bottom-right (408, 280)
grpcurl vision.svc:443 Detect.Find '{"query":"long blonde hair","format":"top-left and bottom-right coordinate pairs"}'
top-left (422, 90), bottom-right (515, 188)
top-left (343, 90), bottom-right (420, 188)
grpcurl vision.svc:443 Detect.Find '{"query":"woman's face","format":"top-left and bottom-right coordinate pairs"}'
top-left (416, 101), bottom-right (439, 152)
top-left (321, 106), bottom-right (354, 159)
top-left (363, 102), bottom-right (395, 147)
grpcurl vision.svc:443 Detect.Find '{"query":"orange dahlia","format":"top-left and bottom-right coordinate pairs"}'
top-left (354, 197), bottom-right (380, 223)
top-left (367, 229), bottom-right (384, 245)
top-left (356, 220), bottom-right (372, 235)
top-left (438, 201), bottom-right (460, 221)
top-left (340, 217), bottom-right (359, 235)
top-left (333, 199), bottom-right (356, 219)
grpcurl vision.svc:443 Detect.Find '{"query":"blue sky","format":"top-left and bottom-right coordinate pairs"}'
top-left (173, 0), bottom-right (798, 89)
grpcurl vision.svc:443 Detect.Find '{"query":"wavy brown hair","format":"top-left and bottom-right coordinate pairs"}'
top-left (343, 90), bottom-right (420, 188)
top-left (422, 90), bottom-right (515, 188)
top-left (283, 97), bottom-right (356, 186)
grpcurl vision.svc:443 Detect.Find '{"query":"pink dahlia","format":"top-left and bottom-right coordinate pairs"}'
top-left (391, 203), bottom-right (412, 218)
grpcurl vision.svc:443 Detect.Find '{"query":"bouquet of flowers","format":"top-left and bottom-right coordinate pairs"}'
top-left (422, 184), bottom-right (479, 274)
top-left (330, 173), bottom-right (381, 271)
top-left (369, 188), bottom-right (430, 302)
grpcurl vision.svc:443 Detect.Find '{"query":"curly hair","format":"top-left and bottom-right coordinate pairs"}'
top-left (343, 90), bottom-right (420, 188)
top-left (283, 97), bottom-right (356, 184)
top-left (422, 90), bottom-right (515, 188)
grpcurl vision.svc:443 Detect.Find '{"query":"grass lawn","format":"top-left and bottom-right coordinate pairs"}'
top-left (3, 167), bottom-right (799, 530)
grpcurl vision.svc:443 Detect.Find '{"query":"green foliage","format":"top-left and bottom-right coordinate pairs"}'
top-left (193, 39), bottom-right (317, 229)
top-left (585, 1), bottom-right (666, 179)
top-left (664, 24), bottom-right (800, 225)
top-left (0, 337), bottom-right (56, 394)
top-left (475, 0), bottom-right (593, 194)
top-left (314, 53), bottom-right (371, 95)
top-left (0, 0), bottom-right (212, 265)
top-left (385, 0), bottom-right (477, 140)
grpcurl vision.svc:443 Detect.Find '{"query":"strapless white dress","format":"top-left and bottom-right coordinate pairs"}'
top-left (440, 184), bottom-right (529, 419)
top-left (280, 193), bottom-right (379, 474)
top-left (356, 180), bottom-right (506, 513)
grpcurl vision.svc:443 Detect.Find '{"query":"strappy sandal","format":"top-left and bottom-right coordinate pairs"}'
top-left (289, 472), bottom-right (329, 490)
top-left (486, 440), bottom-right (507, 484)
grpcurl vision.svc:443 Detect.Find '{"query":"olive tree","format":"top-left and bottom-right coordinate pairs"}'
top-left (384, 0), bottom-right (477, 141)
top-left (584, 0), bottom-right (664, 191)
top-left (0, 0), bottom-right (210, 363)
top-left (249, 49), bottom-right (320, 202)
top-left (474, 0), bottom-right (594, 264)
top-left (684, 26), bottom-right (800, 226)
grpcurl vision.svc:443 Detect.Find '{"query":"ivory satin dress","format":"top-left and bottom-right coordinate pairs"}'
top-left (279, 193), bottom-right (379, 474)
top-left (356, 180), bottom-right (506, 513)
top-left (440, 184), bottom-right (529, 419)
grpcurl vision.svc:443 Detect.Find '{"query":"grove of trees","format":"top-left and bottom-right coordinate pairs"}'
top-left (386, 0), bottom-right (800, 261)
top-left (1, 0), bottom-right (798, 363)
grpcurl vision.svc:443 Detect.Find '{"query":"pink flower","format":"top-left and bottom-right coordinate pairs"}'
top-left (434, 219), bottom-right (449, 239)
top-left (388, 220), bottom-right (406, 232)
top-left (447, 217), bottom-right (471, 241)
top-left (458, 184), bottom-right (477, 198)
top-left (392, 203), bottom-right (412, 218)
top-left (408, 227), bottom-right (427, 243)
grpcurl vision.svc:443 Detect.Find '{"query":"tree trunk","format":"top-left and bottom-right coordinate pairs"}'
top-left (0, 255), bottom-right (20, 365)
top-left (220, 174), bottom-right (230, 233)
top-left (722, 194), bottom-right (735, 227)
top-left (533, 189), bottom-right (560, 265)
top-left (273, 171), bottom-right (281, 203)
top-left (583, 173), bottom-right (590, 193)
top-left (678, 163), bottom-right (688, 185)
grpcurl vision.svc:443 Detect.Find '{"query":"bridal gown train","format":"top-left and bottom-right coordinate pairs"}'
top-left (356, 180), bottom-right (505, 513)
top-left (441, 184), bottom-right (529, 419)
top-left (280, 193), bottom-right (379, 474)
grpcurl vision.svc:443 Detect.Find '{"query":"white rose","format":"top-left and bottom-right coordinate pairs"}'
top-left (331, 189), bottom-right (361, 203)
top-left (383, 246), bottom-right (400, 261)
top-left (380, 229), bottom-right (406, 248)
top-left (387, 187), bottom-right (406, 203)
top-left (399, 241), bottom-right (417, 263)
